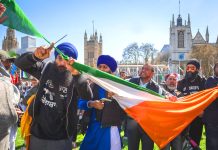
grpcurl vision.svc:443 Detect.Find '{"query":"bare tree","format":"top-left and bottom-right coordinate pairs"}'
top-left (122, 43), bottom-right (140, 64)
top-left (121, 43), bottom-right (158, 64)
top-left (154, 51), bottom-right (170, 65)
top-left (140, 43), bottom-right (158, 64)
top-left (190, 44), bottom-right (218, 77)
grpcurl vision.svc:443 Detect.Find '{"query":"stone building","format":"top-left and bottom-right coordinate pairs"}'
top-left (84, 31), bottom-right (102, 67)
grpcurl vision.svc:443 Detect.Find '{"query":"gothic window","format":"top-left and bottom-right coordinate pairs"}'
top-left (178, 31), bottom-right (184, 48)
top-left (88, 52), bottom-right (94, 58)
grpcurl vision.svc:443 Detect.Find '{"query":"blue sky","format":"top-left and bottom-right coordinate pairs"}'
top-left (0, 0), bottom-right (218, 62)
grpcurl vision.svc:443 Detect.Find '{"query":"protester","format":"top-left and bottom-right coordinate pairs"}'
top-left (78, 55), bottom-right (125, 150)
top-left (127, 63), bottom-right (163, 150)
top-left (203, 62), bottom-right (218, 150)
top-left (119, 71), bottom-right (127, 79)
top-left (0, 50), bottom-right (22, 150)
top-left (177, 59), bottom-right (206, 147)
top-left (0, 49), bottom-right (22, 150)
top-left (14, 42), bottom-right (92, 150)
top-left (161, 73), bottom-right (182, 150)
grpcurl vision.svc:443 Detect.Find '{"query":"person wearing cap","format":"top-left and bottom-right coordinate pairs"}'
top-left (0, 67), bottom-right (19, 150)
top-left (0, 50), bottom-right (21, 150)
top-left (0, 50), bottom-right (22, 150)
top-left (177, 59), bottom-right (206, 147)
top-left (78, 55), bottom-right (125, 150)
top-left (161, 73), bottom-right (182, 150)
top-left (14, 42), bottom-right (92, 150)
top-left (127, 63), bottom-right (163, 150)
top-left (203, 62), bottom-right (218, 150)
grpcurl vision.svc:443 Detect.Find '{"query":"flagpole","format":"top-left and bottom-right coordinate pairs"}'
top-left (54, 34), bottom-right (68, 44)
top-left (41, 36), bottom-right (69, 60)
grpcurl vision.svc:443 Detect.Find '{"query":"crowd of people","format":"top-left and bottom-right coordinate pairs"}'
top-left (1, 3), bottom-right (218, 150)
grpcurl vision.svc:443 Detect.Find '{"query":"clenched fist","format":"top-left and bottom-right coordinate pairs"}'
top-left (0, 3), bottom-right (6, 17)
top-left (0, 3), bottom-right (7, 24)
top-left (34, 43), bottom-right (54, 60)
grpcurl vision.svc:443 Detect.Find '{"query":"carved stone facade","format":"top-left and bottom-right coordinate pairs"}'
top-left (2, 28), bottom-right (19, 51)
top-left (168, 13), bottom-right (215, 73)
top-left (169, 14), bottom-right (192, 63)
top-left (84, 31), bottom-right (102, 68)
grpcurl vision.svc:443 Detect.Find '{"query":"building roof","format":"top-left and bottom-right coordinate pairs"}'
top-left (160, 44), bottom-right (171, 53)
top-left (193, 30), bottom-right (206, 44)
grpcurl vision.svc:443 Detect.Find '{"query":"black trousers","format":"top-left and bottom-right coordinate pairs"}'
top-left (127, 117), bottom-right (154, 150)
top-left (29, 135), bottom-right (72, 150)
top-left (189, 117), bottom-right (204, 146)
top-left (205, 123), bottom-right (218, 150)
top-left (162, 134), bottom-right (182, 150)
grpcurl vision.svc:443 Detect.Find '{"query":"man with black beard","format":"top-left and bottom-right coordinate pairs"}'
top-left (14, 42), bottom-right (92, 150)
top-left (203, 62), bottom-right (218, 150)
top-left (177, 59), bottom-right (206, 147)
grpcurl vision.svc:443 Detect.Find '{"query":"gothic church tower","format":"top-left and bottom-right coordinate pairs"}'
top-left (2, 28), bottom-right (19, 51)
top-left (170, 13), bottom-right (192, 63)
top-left (84, 30), bottom-right (102, 67)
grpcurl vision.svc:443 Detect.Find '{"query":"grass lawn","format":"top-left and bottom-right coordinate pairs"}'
top-left (15, 128), bottom-right (206, 150)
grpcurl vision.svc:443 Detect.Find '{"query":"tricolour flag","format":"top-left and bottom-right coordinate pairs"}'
top-left (0, 0), bottom-right (68, 60)
top-left (73, 62), bottom-right (218, 148)
top-left (0, 0), bottom-right (43, 37)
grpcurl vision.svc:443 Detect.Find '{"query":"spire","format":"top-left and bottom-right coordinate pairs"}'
top-left (84, 30), bottom-right (87, 44)
top-left (84, 30), bottom-right (87, 39)
top-left (95, 30), bottom-right (98, 40)
top-left (172, 14), bottom-right (175, 26)
top-left (188, 13), bottom-right (191, 26)
top-left (92, 20), bottom-right (95, 36)
top-left (177, 14), bottom-right (182, 26)
top-left (177, 0), bottom-right (182, 26)
top-left (179, 0), bottom-right (181, 15)
top-left (185, 20), bottom-right (186, 26)
top-left (206, 26), bottom-right (209, 43)
top-left (99, 34), bottom-right (102, 43)
top-left (216, 35), bottom-right (218, 44)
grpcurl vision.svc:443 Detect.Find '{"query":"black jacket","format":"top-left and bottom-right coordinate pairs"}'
top-left (127, 77), bottom-right (161, 120)
top-left (91, 84), bottom-right (125, 127)
top-left (14, 52), bottom-right (92, 140)
top-left (203, 76), bottom-right (218, 125)
top-left (177, 75), bottom-right (205, 96)
top-left (129, 77), bottom-right (160, 93)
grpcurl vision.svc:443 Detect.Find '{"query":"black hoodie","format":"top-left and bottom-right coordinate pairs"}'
top-left (15, 52), bottom-right (92, 140)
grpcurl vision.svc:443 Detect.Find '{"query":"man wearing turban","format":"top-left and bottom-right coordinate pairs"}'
top-left (14, 42), bottom-right (92, 150)
top-left (78, 55), bottom-right (125, 150)
top-left (177, 59), bottom-right (206, 148)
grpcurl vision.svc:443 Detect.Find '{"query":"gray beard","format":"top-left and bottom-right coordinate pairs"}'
top-left (167, 86), bottom-right (176, 91)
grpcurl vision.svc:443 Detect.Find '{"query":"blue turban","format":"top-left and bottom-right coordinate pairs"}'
top-left (54, 42), bottom-right (78, 60)
top-left (97, 55), bottom-right (117, 72)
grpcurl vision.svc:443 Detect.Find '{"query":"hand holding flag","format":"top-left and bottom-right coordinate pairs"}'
top-left (0, 3), bottom-right (7, 23)
top-left (0, 3), bottom-right (6, 16)
top-left (67, 58), bottom-right (80, 75)
top-left (88, 100), bottom-right (104, 110)
top-left (33, 43), bottom-right (54, 60)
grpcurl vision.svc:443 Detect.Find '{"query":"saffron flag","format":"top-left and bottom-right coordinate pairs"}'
top-left (73, 62), bottom-right (218, 148)
top-left (0, 0), bottom-right (42, 37)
